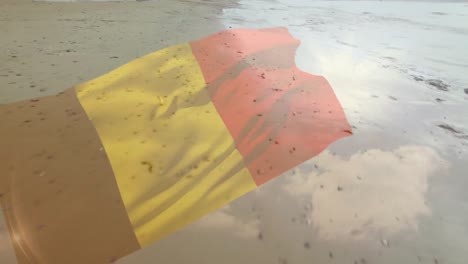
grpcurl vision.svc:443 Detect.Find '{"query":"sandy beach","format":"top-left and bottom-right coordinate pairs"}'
top-left (1, 1), bottom-right (468, 263)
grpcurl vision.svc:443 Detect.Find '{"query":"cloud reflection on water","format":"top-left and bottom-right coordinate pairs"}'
top-left (284, 145), bottom-right (448, 240)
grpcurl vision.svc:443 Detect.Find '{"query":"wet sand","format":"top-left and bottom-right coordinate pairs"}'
top-left (1, 0), bottom-right (468, 264)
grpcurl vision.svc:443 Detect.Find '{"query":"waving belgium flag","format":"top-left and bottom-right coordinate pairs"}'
top-left (0, 28), bottom-right (351, 263)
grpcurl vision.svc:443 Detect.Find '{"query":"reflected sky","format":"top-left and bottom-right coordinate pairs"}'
top-left (121, 1), bottom-right (468, 264)
top-left (180, 144), bottom-right (449, 243)
top-left (120, 145), bottom-right (461, 264)
top-left (195, 204), bottom-right (260, 240)
top-left (284, 146), bottom-right (447, 240)
top-left (220, 0), bottom-right (468, 155)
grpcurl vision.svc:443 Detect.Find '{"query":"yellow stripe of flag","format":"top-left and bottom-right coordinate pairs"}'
top-left (75, 43), bottom-right (257, 246)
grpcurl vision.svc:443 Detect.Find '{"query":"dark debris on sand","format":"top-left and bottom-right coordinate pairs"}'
top-left (437, 123), bottom-right (468, 140)
top-left (426, 79), bottom-right (450, 91)
top-left (411, 75), bottom-right (450, 92)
